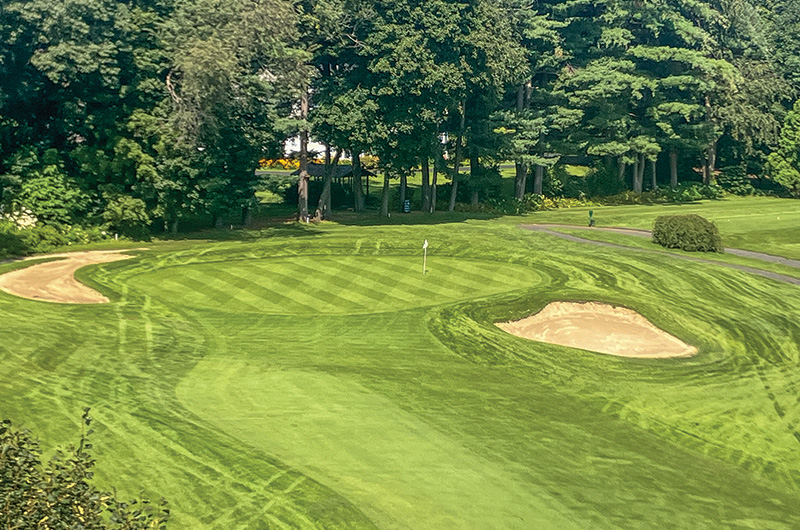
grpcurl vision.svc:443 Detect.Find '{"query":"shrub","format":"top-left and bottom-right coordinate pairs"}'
top-left (0, 409), bottom-right (169, 529)
top-left (718, 166), bottom-right (755, 196)
top-left (102, 194), bottom-right (151, 239)
top-left (0, 223), bottom-right (112, 258)
top-left (0, 221), bottom-right (29, 258)
top-left (652, 214), bottom-right (723, 252)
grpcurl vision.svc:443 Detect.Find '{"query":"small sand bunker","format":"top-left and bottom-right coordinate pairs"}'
top-left (497, 302), bottom-right (697, 358)
top-left (0, 250), bottom-right (138, 304)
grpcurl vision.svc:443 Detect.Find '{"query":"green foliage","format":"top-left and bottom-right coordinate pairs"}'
top-left (454, 194), bottom-right (590, 215)
top-left (2, 149), bottom-right (89, 226)
top-left (0, 221), bottom-right (29, 258)
top-left (658, 183), bottom-right (724, 202)
top-left (102, 194), bottom-right (151, 239)
top-left (652, 214), bottom-right (724, 252)
top-left (768, 100), bottom-right (800, 197)
top-left (1, 410), bottom-right (169, 529)
top-left (585, 164), bottom-right (627, 197)
top-left (0, 222), bottom-right (110, 258)
top-left (717, 165), bottom-right (756, 196)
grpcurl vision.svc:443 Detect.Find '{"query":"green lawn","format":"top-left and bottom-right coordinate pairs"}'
top-left (2, 203), bottom-right (800, 528)
top-left (525, 196), bottom-right (800, 259)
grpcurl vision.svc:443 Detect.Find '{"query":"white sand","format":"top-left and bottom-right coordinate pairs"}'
top-left (496, 302), bottom-right (697, 358)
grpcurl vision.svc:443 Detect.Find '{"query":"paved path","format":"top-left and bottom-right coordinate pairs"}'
top-left (531, 224), bottom-right (800, 268)
top-left (521, 224), bottom-right (800, 287)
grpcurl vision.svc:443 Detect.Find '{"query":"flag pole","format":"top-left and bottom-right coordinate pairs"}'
top-left (423, 239), bottom-right (428, 275)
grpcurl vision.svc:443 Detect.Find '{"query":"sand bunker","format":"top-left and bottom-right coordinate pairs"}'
top-left (497, 302), bottom-right (697, 358)
top-left (0, 250), bottom-right (138, 304)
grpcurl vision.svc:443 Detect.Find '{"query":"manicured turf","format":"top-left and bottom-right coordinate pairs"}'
top-left (2, 206), bottom-right (800, 528)
top-left (526, 196), bottom-right (800, 259)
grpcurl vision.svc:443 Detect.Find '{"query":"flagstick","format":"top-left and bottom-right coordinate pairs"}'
top-left (422, 239), bottom-right (429, 275)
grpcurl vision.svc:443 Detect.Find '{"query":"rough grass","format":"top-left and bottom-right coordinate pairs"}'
top-left (2, 211), bottom-right (800, 529)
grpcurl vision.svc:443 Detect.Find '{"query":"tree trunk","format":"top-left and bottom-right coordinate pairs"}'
top-left (534, 165), bottom-right (544, 196)
top-left (399, 173), bottom-right (407, 211)
top-left (704, 141), bottom-right (717, 185)
top-left (318, 148), bottom-right (341, 220)
top-left (431, 159), bottom-right (438, 213)
top-left (379, 171), bottom-right (390, 218)
top-left (421, 157), bottom-right (431, 212)
top-left (470, 151), bottom-right (479, 205)
top-left (513, 84), bottom-right (527, 201)
top-left (632, 155), bottom-right (644, 194)
top-left (448, 99), bottom-right (466, 212)
top-left (241, 206), bottom-right (252, 226)
top-left (297, 89), bottom-right (310, 220)
top-left (170, 218), bottom-right (179, 234)
top-left (670, 149), bottom-right (678, 189)
top-left (651, 158), bottom-right (658, 191)
top-left (352, 153), bottom-right (365, 212)
top-left (514, 162), bottom-right (528, 200)
top-left (618, 157), bottom-right (626, 182)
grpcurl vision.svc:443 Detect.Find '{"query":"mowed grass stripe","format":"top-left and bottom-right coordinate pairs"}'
top-left (336, 256), bottom-right (461, 302)
top-left (286, 260), bottom-right (375, 313)
top-left (311, 263), bottom-right (408, 312)
top-left (369, 256), bottom-right (526, 299)
top-left (306, 263), bottom-right (405, 313)
top-left (189, 269), bottom-right (273, 313)
top-left (199, 268), bottom-right (283, 312)
top-left (322, 257), bottom-right (433, 307)
top-left (369, 255), bottom-right (504, 296)
top-left (210, 267), bottom-right (319, 314)
top-left (179, 270), bottom-right (266, 313)
top-left (144, 271), bottom-right (242, 311)
top-left (413, 255), bottom-right (521, 287)
top-left (242, 263), bottom-right (345, 313)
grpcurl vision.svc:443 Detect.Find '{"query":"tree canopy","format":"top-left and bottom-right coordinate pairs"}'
top-left (0, 0), bottom-right (798, 235)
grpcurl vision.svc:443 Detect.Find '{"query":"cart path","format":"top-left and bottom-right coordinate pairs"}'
top-left (521, 224), bottom-right (800, 287)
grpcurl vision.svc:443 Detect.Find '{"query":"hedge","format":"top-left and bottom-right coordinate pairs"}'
top-left (652, 214), bottom-right (723, 252)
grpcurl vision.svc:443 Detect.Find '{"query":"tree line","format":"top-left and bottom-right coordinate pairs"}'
top-left (1, 0), bottom-right (799, 235)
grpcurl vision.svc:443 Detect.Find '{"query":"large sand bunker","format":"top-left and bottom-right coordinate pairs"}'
top-left (0, 250), bottom-right (138, 304)
top-left (497, 302), bottom-right (697, 358)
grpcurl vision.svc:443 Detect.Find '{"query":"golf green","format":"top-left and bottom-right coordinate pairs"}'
top-left (126, 256), bottom-right (542, 314)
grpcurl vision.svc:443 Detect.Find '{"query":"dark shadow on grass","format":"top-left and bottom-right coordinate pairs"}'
top-left (156, 222), bottom-right (325, 242)
top-left (332, 210), bottom-right (501, 226)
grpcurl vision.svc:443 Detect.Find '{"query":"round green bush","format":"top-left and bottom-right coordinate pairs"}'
top-left (652, 214), bottom-right (723, 252)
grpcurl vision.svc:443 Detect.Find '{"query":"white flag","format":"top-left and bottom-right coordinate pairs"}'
top-left (423, 239), bottom-right (429, 249)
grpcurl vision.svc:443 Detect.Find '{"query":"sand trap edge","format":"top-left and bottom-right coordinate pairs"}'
top-left (496, 301), bottom-right (698, 359)
top-left (0, 250), bottom-right (143, 304)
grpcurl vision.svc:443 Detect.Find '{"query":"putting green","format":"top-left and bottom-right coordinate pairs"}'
top-left (126, 256), bottom-right (542, 314)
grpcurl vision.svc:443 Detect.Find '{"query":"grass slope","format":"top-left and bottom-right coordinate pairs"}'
top-left (2, 210), bottom-right (800, 528)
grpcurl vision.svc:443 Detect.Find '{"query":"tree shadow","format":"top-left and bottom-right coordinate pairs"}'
top-left (157, 222), bottom-right (325, 242)
top-left (331, 210), bottom-right (502, 226)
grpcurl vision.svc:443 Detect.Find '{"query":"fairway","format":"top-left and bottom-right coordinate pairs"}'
top-left (2, 212), bottom-right (800, 528)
